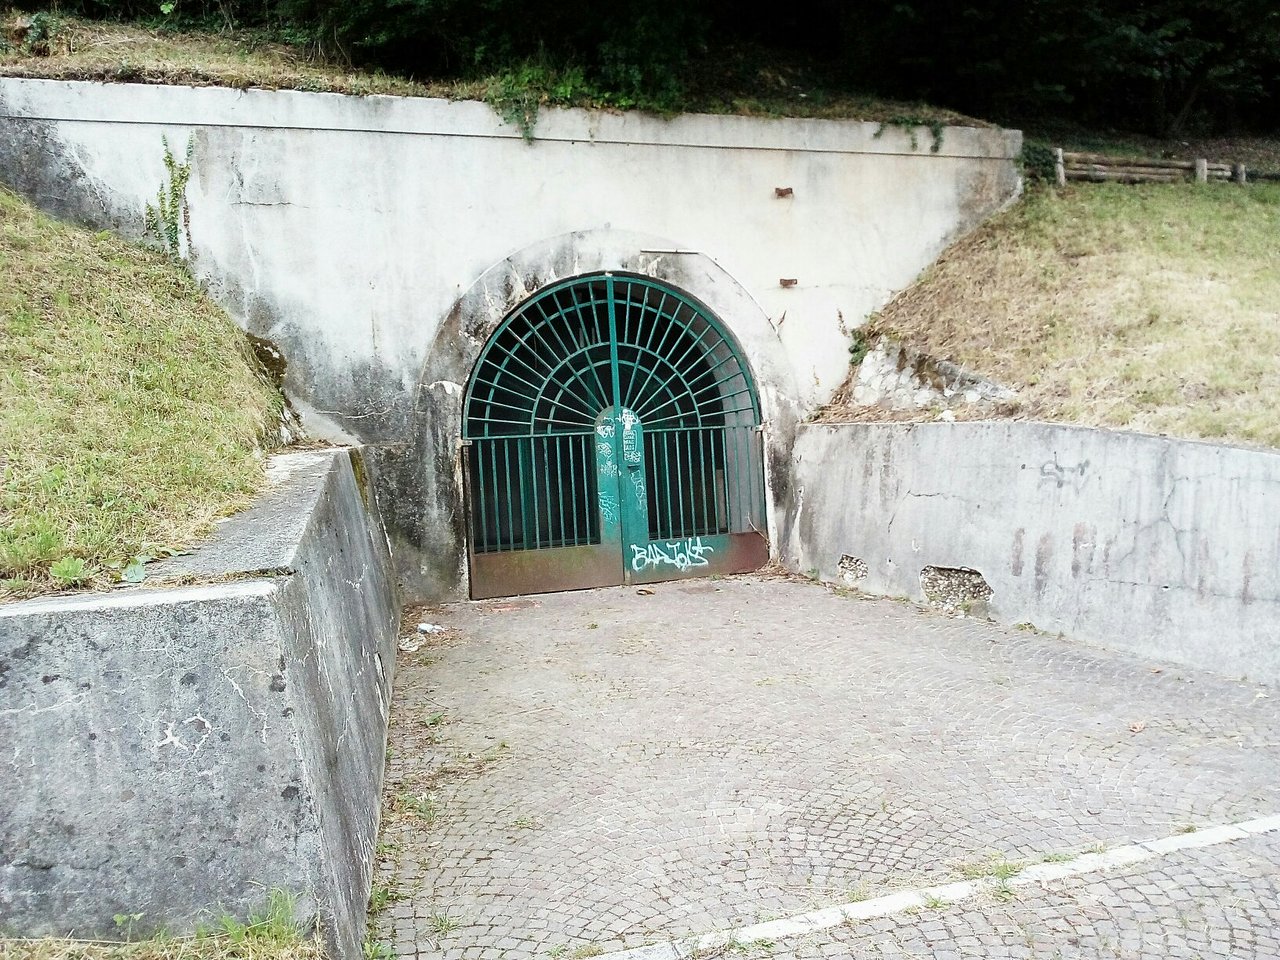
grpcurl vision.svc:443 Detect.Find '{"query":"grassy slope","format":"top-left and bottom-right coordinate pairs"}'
top-left (0, 13), bottom-right (431, 97)
top-left (842, 182), bottom-right (1280, 448)
top-left (0, 187), bottom-right (278, 597)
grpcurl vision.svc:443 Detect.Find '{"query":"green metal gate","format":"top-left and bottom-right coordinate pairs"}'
top-left (462, 273), bottom-right (769, 599)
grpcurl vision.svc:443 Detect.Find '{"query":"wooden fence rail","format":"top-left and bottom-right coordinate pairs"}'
top-left (1054, 148), bottom-right (1249, 186)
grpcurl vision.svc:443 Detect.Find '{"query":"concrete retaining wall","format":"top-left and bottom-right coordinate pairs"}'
top-left (0, 449), bottom-right (398, 960)
top-left (785, 421), bottom-right (1280, 685)
top-left (0, 78), bottom-right (1022, 597)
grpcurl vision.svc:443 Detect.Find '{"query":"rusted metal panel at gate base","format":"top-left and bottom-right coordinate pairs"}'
top-left (627, 532), bottom-right (769, 586)
top-left (469, 543), bottom-right (621, 600)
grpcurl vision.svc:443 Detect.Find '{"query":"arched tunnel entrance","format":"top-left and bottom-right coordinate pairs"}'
top-left (462, 272), bottom-right (769, 599)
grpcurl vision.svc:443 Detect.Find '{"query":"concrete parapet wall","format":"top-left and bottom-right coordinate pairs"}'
top-left (0, 449), bottom-right (398, 960)
top-left (785, 421), bottom-right (1280, 685)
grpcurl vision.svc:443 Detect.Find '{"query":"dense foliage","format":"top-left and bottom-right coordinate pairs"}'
top-left (18, 0), bottom-right (1280, 134)
top-left (834, 0), bottom-right (1280, 136)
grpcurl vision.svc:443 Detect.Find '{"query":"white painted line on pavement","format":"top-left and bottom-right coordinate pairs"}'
top-left (1238, 814), bottom-right (1280, 835)
top-left (599, 813), bottom-right (1280, 960)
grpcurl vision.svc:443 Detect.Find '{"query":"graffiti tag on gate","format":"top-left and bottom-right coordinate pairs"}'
top-left (630, 536), bottom-right (715, 573)
top-left (599, 491), bottom-right (620, 526)
top-left (620, 408), bottom-right (642, 466)
top-left (630, 470), bottom-right (647, 510)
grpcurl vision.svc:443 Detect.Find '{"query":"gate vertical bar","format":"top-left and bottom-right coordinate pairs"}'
top-left (605, 274), bottom-right (628, 580)
top-left (605, 275), bottom-right (623, 413)
top-left (697, 430), bottom-right (708, 535)
top-left (475, 443), bottom-right (488, 550)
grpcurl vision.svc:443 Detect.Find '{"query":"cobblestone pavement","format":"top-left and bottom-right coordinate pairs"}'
top-left (374, 576), bottom-right (1280, 959)
top-left (767, 830), bottom-right (1280, 959)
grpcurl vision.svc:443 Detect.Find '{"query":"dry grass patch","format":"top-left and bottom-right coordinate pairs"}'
top-left (845, 182), bottom-right (1280, 448)
top-left (1025, 125), bottom-right (1280, 174)
top-left (0, 13), bottom-right (431, 96)
top-left (0, 13), bottom-right (982, 130)
top-left (0, 186), bottom-right (279, 598)
top-left (0, 937), bottom-right (320, 960)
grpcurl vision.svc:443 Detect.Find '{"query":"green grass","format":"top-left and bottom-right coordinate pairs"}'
top-left (393, 791), bottom-right (440, 825)
top-left (957, 853), bottom-right (1024, 881)
top-left (426, 912), bottom-right (459, 937)
top-left (1, 889), bottom-right (321, 960)
top-left (837, 181), bottom-right (1280, 449)
top-left (0, 186), bottom-right (279, 598)
top-left (366, 881), bottom-right (401, 915)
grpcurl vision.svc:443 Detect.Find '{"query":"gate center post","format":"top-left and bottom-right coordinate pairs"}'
top-left (593, 411), bottom-right (624, 572)
top-left (619, 408), bottom-right (649, 585)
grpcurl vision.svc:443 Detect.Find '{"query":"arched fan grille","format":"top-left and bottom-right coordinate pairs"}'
top-left (464, 275), bottom-right (759, 438)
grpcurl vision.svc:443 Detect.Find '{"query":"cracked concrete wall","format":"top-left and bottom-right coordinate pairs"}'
top-left (0, 78), bottom-right (1021, 599)
top-left (0, 449), bottom-right (398, 960)
top-left (786, 422), bottom-right (1280, 685)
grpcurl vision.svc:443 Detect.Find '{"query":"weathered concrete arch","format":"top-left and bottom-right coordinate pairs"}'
top-left (0, 79), bottom-right (1025, 604)
top-left (380, 228), bottom-right (803, 600)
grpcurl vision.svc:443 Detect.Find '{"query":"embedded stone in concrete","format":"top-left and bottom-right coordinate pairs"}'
top-left (0, 448), bottom-right (398, 960)
top-left (836, 555), bottom-right (867, 583)
top-left (920, 565), bottom-right (993, 613)
top-left (848, 336), bottom-right (1017, 412)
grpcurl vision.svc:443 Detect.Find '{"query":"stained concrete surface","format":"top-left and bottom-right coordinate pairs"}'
top-left (376, 575), bottom-right (1280, 959)
top-left (787, 421), bottom-right (1280, 687)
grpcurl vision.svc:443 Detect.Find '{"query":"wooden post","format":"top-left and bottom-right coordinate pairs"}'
top-left (1233, 163), bottom-right (1248, 185)
top-left (1194, 158), bottom-right (1208, 183)
top-left (1054, 148), bottom-right (1066, 188)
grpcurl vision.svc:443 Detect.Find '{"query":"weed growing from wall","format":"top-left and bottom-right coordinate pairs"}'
top-left (144, 134), bottom-right (195, 262)
top-left (848, 328), bottom-right (871, 367)
top-left (874, 115), bottom-right (945, 153)
top-left (481, 62), bottom-right (596, 142)
top-left (484, 71), bottom-right (542, 141)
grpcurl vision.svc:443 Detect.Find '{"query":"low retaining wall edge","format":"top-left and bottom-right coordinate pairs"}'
top-left (786, 421), bottom-right (1280, 684)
